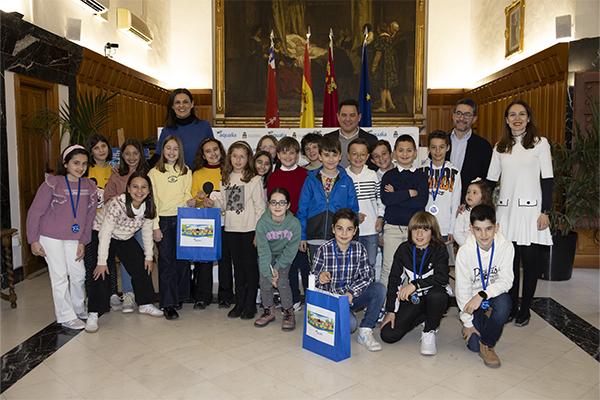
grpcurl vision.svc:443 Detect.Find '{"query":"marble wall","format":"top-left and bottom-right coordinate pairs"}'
top-left (0, 11), bottom-right (83, 229)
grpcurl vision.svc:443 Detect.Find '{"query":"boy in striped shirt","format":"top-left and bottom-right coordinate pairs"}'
top-left (345, 138), bottom-right (384, 276)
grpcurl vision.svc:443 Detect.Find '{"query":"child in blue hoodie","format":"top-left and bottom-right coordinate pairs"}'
top-left (297, 136), bottom-right (359, 265)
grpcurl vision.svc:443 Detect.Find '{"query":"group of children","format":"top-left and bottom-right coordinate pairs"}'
top-left (26, 128), bottom-right (513, 369)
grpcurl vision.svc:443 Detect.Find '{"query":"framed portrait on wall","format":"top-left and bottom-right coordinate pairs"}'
top-left (505, 0), bottom-right (525, 57)
top-left (213, 0), bottom-right (426, 127)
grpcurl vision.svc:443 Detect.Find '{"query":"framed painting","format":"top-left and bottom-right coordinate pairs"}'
top-left (505, 0), bottom-right (525, 57)
top-left (213, 0), bottom-right (426, 127)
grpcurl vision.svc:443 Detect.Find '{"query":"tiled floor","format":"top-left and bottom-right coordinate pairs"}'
top-left (1, 269), bottom-right (599, 400)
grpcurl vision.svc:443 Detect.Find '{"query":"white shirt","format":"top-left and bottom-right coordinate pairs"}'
top-left (450, 129), bottom-right (472, 171)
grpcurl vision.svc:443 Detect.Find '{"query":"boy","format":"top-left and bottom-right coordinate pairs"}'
top-left (380, 134), bottom-right (428, 286)
top-left (455, 204), bottom-right (514, 368)
top-left (313, 208), bottom-right (386, 351)
top-left (300, 133), bottom-right (322, 171)
top-left (267, 137), bottom-right (309, 310)
top-left (419, 130), bottom-right (461, 242)
top-left (297, 136), bottom-right (359, 263)
top-left (370, 139), bottom-right (396, 181)
top-left (345, 138), bottom-right (384, 273)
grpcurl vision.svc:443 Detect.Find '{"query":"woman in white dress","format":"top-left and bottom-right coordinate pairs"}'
top-left (487, 100), bottom-right (553, 327)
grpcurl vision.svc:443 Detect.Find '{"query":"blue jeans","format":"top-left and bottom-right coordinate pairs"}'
top-left (359, 234), bottom-right (378, 270)
top-left (119, 230), bottom-right (140, 293)
top-left (467, 292), bottom-right (512, 351)
top-left (348, 282), bottom-right (386, 330)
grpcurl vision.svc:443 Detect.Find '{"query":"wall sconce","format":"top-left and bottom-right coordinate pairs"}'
top-left (104, 42), bottom-right (119, 58)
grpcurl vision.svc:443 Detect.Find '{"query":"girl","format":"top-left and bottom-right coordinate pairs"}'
top-left (148, 135), bottom-right (192, 320)
top-left (380, 211), bottom-right (449, 356)
top-left (487, 100), bottom-right (553, 327)
top-left (454, 179), bottom-right (492, 247)
top-left (100, 139), bottom-right (149, 312)
top-left (188, 138), bottom-right (227, 309)
top-left (253, 150), bottom-right (272, 192)
top-left (87, 134), bottom-right (113, 207)
top-left (153, 88), bottom-right (214, 168)
top-left (256, 135), bottom-right (278, 161)
top-left (85, 172), bottom-right (163, 332)
top-left (85, 135), bottom-right (117, 309)
top-left (26, 145), bottom-right (97, 330)
top-left (206, 141), bottom-right (265, 320)
top-left (254, 188), bottom-right (300, 330)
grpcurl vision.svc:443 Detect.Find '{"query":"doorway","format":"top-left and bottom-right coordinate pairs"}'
top-left (14, 74), bottom-right (59, 277)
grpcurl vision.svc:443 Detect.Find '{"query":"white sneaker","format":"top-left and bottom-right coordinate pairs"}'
top-left (85, 313), bottom-right (99, 333)
top-left (293, 301), bottom-right (302, 312)
top-left (76, 312), bottom-right (88, 321)
top-left (62, 318), bottom-right (86, 330)
top-left (122, 292), bottom-right (135, 313)
top-left (138, 304), bottom-right (163, 317)
top-left (420, 330), bottom-right (437, 356)
top-left (357, 327), bottom-right (382, 352)
top-left (110, 294), bottom-right (122, 311)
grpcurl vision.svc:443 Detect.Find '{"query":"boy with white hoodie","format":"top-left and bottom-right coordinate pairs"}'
top-left (455, 204), bottom-right (514, 368)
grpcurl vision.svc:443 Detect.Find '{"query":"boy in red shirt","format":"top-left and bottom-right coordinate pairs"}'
top-left (267, 137), bottom-right (309, 310)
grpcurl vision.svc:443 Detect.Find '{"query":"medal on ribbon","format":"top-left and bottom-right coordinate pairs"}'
top-left (428, 160), bottom-right (445, 215)
top-left (65, 176), bottom-right (82, 234)
top-left (410, 245), bottom-right (429, 304)
top-left (476, 241), bottom-right (495, 311)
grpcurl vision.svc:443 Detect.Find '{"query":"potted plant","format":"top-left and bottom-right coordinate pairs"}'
top-left (542, 101), bottom-right (599, 280)
top-left (59, 91), bottom-right (116, 145)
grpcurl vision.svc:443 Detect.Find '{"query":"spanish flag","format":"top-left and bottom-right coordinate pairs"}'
top-left (299, 28), bottom-right (314, 128)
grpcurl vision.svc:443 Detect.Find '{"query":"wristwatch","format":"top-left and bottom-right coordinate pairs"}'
top-left (478, 290), bottom-right (488, 300)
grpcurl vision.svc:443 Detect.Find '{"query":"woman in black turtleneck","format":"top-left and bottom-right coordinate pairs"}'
top-left (151, 88), bottom-right (214, 169)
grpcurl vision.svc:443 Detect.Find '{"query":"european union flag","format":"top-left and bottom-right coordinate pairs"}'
top-left (358, 42), bottom-right (372, 127)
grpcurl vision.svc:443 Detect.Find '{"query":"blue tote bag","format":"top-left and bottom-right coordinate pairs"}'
top-left (176, 207), bottom-right (221, 261)
top-left (302, 289), bottom-right (351, 362)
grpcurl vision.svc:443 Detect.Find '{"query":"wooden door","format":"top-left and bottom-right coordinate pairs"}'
top-left (14, 75), bottom-right (59, 277)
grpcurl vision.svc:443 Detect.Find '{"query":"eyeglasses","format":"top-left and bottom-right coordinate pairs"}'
top-left (269, 200), bottom-right (288, 207)
top-left (454, 111), bottom-right (474, 119)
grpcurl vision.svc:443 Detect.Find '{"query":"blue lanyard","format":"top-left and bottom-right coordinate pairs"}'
top-left (429, 160), bottom-right (445, 201)
top-left (412, 245), bottom-right (429, 280)
top-left (64, 176), bottom-right (81, 221)
top-left (476, 241), bottom-right (495, 290)
top-left (334, 242), bottom-right (351, 290)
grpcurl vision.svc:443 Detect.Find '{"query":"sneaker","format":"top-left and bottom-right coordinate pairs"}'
top-left (62, 318), bottom-right (86, 330)
top-left (110, 294), bottom-right (122, 311)
top-left (292, 301), bottom-right (302, 312)
top-left (357, 327), bottom-right (382, 352)
top-left (122, 292), bottom-right (135, 313)
top-left (138, 304), bottom-right (163, 317)
top-left (76, 312), bottom-right (88, 321)
top-left (85, 313), bottom-right (99, 333)
top-left (420, 330), bottom-right (437, 356)
top-left (479, 341), bottom-right (501, 368)
top-left (514, 316), bottom-right (530, 327)
top-left (254, 306), bottom-right (276, 327)
top-left (281, 308), bottom-right (296, 331)
top-left (218, 300), bottom-right (231, 309)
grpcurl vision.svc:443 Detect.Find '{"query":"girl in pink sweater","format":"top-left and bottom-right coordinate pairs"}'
top-left (26, 145), bottom-right (97, 330)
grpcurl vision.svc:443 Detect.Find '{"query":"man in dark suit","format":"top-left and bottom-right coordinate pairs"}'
top-left (445, 98), bottom-right (493, 201)
top-left (324, 99), bottom-right (378, 170)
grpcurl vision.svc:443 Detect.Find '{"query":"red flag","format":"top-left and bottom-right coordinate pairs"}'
top-left (265, 32), bottom-right (279, 128)
top-left (322, 29), bottom-right (339, 128)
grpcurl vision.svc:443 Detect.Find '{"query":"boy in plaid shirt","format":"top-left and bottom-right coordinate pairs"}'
top-left (313, 208), bottom-right (386, 351)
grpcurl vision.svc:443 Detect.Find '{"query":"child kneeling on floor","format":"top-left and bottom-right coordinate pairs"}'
top-left (380, 211), bottom-right (449, 356)
top-left (254, 188), bottom-right (301, 330)
top-left (313, 208), bottom-right (386, 352)
top-left (455, 204), bottom-right (514, 368)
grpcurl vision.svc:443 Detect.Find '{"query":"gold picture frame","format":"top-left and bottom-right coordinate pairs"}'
top-left (213, 0), bottom-right (426, 127)
top-left (505, 0), bottom-right (525, 58)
